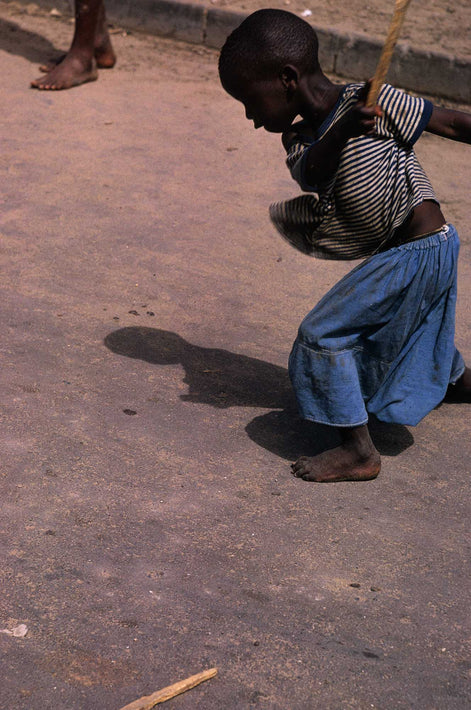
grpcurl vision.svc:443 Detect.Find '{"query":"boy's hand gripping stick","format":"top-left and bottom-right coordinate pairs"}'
top-left (366, 0), bottom-right (413, 107)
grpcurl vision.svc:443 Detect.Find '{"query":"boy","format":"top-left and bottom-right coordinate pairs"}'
top-left (218, 9), bottom-right (471, 482)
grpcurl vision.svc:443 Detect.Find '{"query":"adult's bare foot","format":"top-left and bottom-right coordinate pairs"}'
top-left (31, 54), bottom-right (98, 90)
top-left (93, 33), bottom-right (117, 68)
top-left (39, 54), bottom-right (67, 73)
top-left (39, 35), bottom-right (116, 73)
top-left (291, 445), bottom-right (381, 482)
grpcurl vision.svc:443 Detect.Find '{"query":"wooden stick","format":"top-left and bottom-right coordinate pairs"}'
top-left (366, 0), bottom-right (413, 107)
top-left (118, 668), bottom-right (218, 710)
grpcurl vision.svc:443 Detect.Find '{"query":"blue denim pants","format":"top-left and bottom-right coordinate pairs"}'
top-left (289, 225), bottom-right (464, 427)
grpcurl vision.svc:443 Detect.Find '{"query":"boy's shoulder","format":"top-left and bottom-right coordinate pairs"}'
top-left (341, 82), bottom-right (364, 100)
top-left (281, 83), bottom-right (364, 149)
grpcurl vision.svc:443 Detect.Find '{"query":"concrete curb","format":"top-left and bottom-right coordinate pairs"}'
top-left (19, 0), bottom-right (471, 103)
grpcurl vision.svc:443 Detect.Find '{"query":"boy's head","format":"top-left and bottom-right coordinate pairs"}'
top-left (218, 9), bottom-right (319, 132)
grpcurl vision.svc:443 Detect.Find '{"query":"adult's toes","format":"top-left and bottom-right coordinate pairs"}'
top-left (31, 77), bottom-right (47, 88)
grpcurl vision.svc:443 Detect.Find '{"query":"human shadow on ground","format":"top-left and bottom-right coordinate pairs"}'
top-left (104, 326), bottom-right (414, 461)
top-left (0, 18), bottom-right (59, 64)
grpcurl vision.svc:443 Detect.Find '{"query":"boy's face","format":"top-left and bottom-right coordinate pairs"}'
top-left (230, 76), bottom-right (299, 133)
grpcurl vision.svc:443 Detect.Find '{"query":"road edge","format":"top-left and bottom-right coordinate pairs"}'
top-left (13, 0), bottom-right (471, 103)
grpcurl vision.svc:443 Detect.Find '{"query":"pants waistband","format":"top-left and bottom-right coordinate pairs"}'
top-left (382, 224), bottom-right (448, 251)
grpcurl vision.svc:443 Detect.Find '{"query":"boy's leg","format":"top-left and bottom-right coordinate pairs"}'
top-left (447, 365), bottom-right (471, 401)
top-left (31, 1), bottom-right (114, 90)
top-left (291, 423), bottom-right (381, 482)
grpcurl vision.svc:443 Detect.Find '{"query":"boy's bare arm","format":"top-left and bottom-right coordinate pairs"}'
top-left (283, 103), bottom-right (378, 189)
top-left (426, 106), bottom-right (471, 144)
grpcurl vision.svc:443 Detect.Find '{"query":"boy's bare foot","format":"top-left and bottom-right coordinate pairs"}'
top-left (39, 35), bottom-right (116, 72)
top-left (291, 423), bottom-right (381, 482)
top-left (446, 366), bottom-right (471, 402)
top-left (291, 446), bottom-right (381, 482)
top-left (31, 54), bottom-right (98, 90)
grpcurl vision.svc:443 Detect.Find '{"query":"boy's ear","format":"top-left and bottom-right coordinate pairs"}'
top-left (280, 65), bottom-right (300, 92)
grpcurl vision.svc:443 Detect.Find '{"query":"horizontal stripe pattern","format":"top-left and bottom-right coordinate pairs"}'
top-left (270, 83), bottom-right (436, 260)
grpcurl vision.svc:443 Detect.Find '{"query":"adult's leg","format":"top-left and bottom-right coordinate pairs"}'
top-left (31, 0), bottom-right (115, 90)
top-left (92, 1), bottom-right (116, 67)
top-left (39, 1), bottom-right (116, 72)
top-left (291, 424), bottom-right (381, 482)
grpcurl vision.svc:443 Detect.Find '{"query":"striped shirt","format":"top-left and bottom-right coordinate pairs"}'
top-left (269, 83), bottom-right (437, 260)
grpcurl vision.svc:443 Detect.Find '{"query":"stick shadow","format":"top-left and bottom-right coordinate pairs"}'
top-left (104, 326), bottom-right (413, 460)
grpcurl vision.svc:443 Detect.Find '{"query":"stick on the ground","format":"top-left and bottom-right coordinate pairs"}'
top-left (366, 0), bottom-right (413, 107)
top-left (118, 668), bottom-right (218, 710)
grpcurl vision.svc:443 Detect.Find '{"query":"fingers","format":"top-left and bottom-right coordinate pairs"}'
top-left (357, 80), bottom-right (383, 120)
top-left (358, 78), bottom-right (383, 118)
top-left (357, 78), bottom-right (373, 103)
top-left (352, 101), bottom-right (382, 136)
top-left (358, 106), bottom-right (378, 135)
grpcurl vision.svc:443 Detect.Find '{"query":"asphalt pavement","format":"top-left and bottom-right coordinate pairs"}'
top-left (1, 5), bottom-right (471, 709)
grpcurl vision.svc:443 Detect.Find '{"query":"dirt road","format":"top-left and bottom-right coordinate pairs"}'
top-left (199, 0), bottom-right (470, 59)
top-left (1, 5), bottom-right (470, 709)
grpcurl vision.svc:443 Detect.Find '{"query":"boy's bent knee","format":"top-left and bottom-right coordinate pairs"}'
top-left (296, 316), bottom-right (327, 351)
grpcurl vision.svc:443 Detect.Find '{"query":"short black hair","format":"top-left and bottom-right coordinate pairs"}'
top-left (219, 9), bottom-right (319, 93)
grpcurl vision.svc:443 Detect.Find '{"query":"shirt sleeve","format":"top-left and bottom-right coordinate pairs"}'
top-left (375, 83), bottom-right (433, 146)
top-left (286, 138), bottom-right (319, 192)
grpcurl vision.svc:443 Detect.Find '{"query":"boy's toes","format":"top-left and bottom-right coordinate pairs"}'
top-left (291, 457), bottom-right (308, 477)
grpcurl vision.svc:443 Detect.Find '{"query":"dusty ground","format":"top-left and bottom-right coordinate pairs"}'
top-left (204, 0), bottom-right (471, 59)
top-left (3, 0), bottom-right (471, 59)
top-left (1, 3), bottom-right (471, 710)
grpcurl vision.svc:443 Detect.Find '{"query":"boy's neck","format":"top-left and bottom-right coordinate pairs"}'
top-left (298, 72), bottom-right (344, 129)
